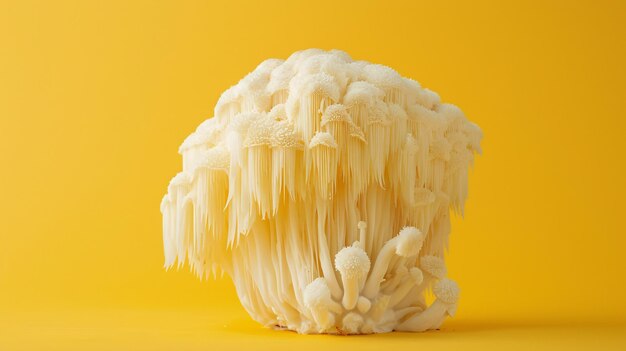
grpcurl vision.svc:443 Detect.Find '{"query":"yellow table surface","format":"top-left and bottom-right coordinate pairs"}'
top-left (2, 307), bottom-right (625, 351)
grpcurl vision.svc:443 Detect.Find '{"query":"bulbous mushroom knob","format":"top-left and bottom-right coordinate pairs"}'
top-left (420, 255), bottom-right (447, 279)
top-left (335, 244), bottom-right (371, 310)
top-left (395, 227), bottom-right (425, 257)
top-left (342, 312), bottom-right (364, 334)
top-left (303, 278), bottom-right (343, 331)
top-left (433, 278), bottom-right (460, 316)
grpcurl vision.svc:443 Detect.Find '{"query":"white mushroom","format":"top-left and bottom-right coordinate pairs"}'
top-left (356, 296), bottom-right (371, 314)
top-left (389, 267), bottom-right (423, 307)
top-left (362, 227), bottom-right (424, 298)
top-left (162, 49), bottom-right (482, 334)
top-left (342, 312), bottom-right (364, 334)
top-left (420, 255), bottom-right (447, 279)
top-left (335, 244), bottom-right (371, 310)
top-left (303, 278), bottom-right (343, 331)
top-left (396, 278), bottom-right (460, 332)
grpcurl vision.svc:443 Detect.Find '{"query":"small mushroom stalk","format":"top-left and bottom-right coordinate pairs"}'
top-left (389, 267), bottom-right (423, 308)
top-left (335, 243), bottom-right (371, 310)
top-left (303, 278), bottom-right (343, 332)
top-left (362, 227), bottom-right (424, 299)
top-left (394, 255), bottom-right (448, 310)
top-left (396, 278), bottom-right (460, 332)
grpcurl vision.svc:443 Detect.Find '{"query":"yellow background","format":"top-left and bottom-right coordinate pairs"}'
top-left (1, 0), bottom-right (625, 349)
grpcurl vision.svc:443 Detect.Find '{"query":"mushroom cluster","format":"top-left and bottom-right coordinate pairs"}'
top-left (161, 49), bottom-right (482, 334)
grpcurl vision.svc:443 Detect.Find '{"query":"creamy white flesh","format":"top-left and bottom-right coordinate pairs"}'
top-left (161, 49), bottom-right (482, 334)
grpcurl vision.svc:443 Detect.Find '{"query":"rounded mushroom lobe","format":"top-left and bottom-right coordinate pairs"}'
top-left (309, 131), bottom-right (338, 149)
top-left (334, 245), bottom-right (371, 278)
top-left (304, 278), bottom-right (333, 308)
top-left (420, 255), bottom-right (448, 279)
top-left (395, 227), bottom-right (424, 257)
top-left (433, 278), bottom-right (460, 305)
top-left (342, 312), bottom-right (364, 334)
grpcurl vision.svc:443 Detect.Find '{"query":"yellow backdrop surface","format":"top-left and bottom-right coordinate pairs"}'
top-left (1, 0), bottom-right (625, 350)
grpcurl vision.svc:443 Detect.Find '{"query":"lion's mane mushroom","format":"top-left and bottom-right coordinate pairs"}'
top-left (161, 49), bottom-right (482, 334)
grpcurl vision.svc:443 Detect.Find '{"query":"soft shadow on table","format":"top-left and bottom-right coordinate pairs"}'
top-left (222, 315), bottom-right (626, 338)
top-left (431, 318), bottom-right (624, 333)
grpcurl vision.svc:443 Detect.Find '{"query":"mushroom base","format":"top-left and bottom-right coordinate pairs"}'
top-left (227, 225), bottom-right (459, 335)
